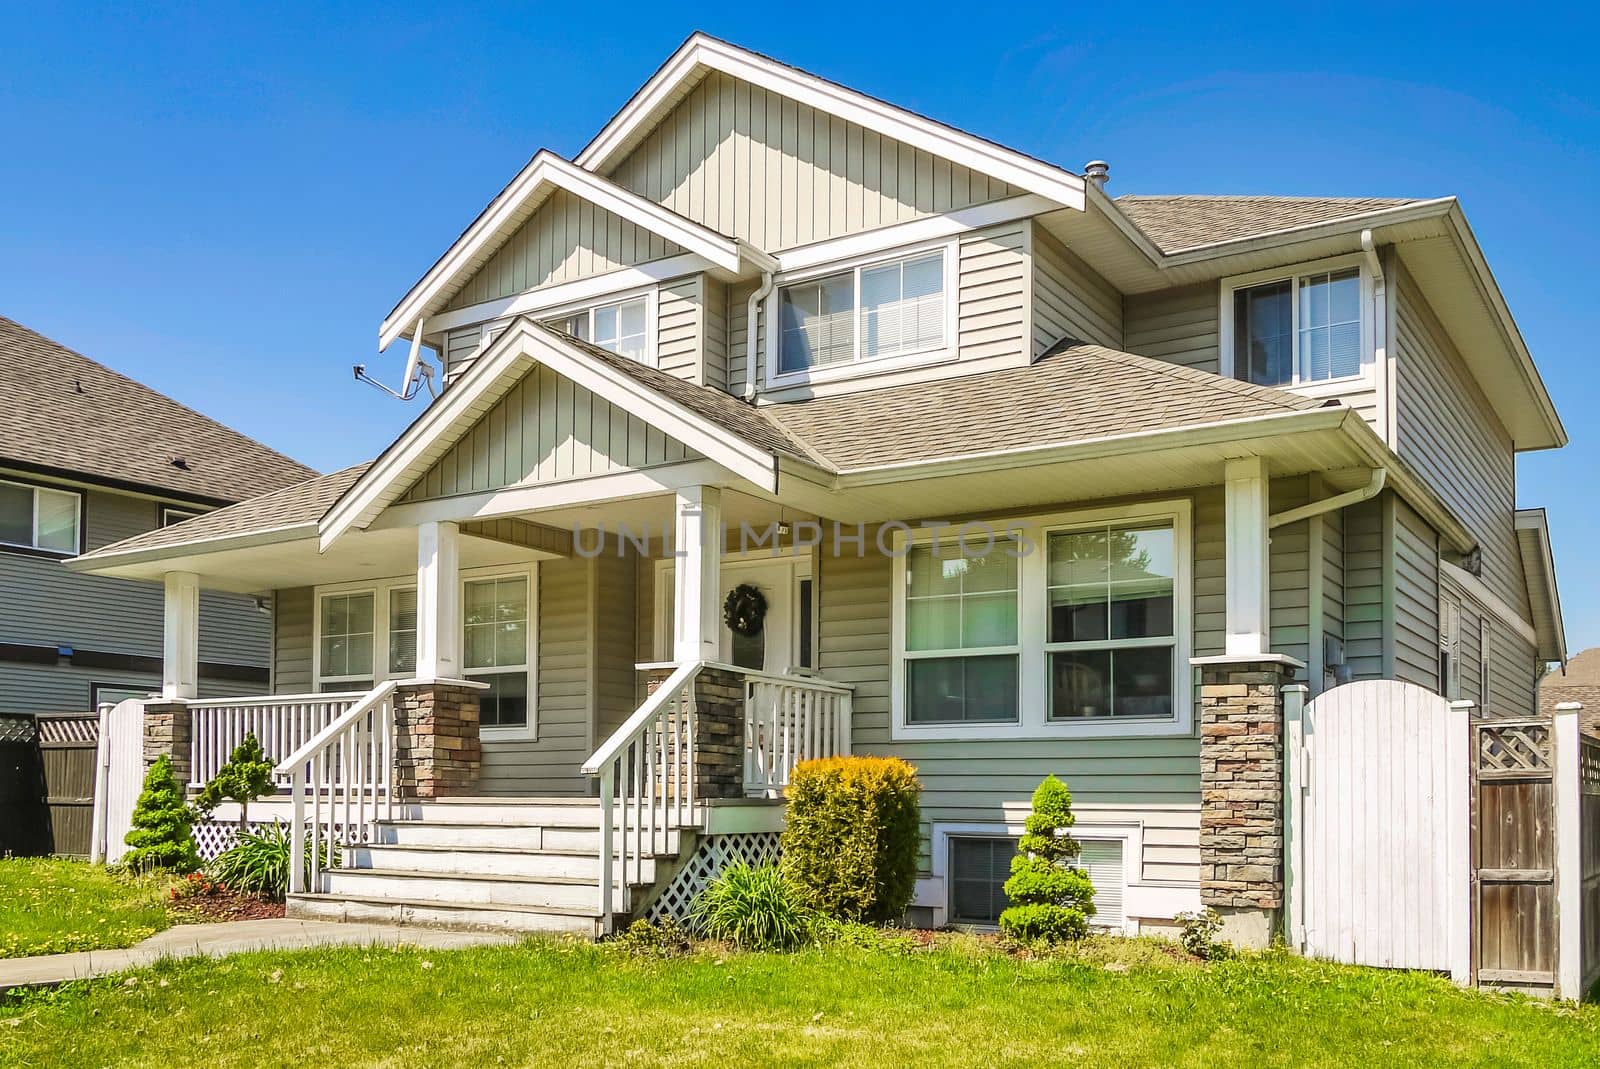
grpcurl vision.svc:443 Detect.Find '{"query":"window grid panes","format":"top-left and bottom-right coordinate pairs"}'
top-left (319, 592), bottom-right (375, 683)
top-left (464, 577), bottom-right (530, 728)
top-left (388, 588), bottom-right (418, 678)
top-left (0, 480), bottom-right (80, 554)
top-left (1234, 268), bottom-right (1361, 387)
top-left (904, 541), bottom-right (1019, 724)
top-left (1046, 522), bottom-right (1176, 721)
top-left (541, 296), bottom-right (647, 362)
top-left (778, 250), bottom-right (946, 375)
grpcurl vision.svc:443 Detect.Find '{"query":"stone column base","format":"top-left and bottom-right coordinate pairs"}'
top-left (394, 680), bottom-right (483, 799)
top-left (142, 700), bottom-right (191, 784)
top-left (692, 666), bottom-right (745, 799)
top-left (1214, 905), bottom-right (1280, 950)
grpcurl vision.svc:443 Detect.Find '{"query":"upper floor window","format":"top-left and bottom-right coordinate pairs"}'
top-left (0, 478), bottom-right (81, 555)
top-left (776, 247), bottom-right (949, 378)
top-left (160, 506), bottom-right (204, 527)
top-left (1227, 264), bottom-right (1363, 388)
top-left (543, 295), bottom-right (648, 364)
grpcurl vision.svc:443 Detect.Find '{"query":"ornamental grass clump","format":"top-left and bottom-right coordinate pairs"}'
top-left (998, 775), bottom-right (1095, 944)
top-left (781, 756), bottom-right (921, 923)
top-left (122, 755), bottom-right (201, 874)
top-left (208, 821), bottom-right (339, 900)
top-left (691, 862), bottom-right (817, 951)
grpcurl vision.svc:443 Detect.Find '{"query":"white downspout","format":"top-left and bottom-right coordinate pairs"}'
top-left (1361, 229), bottom-right (1394, 447)
top-left (743, 271), bottom-right (774, 401)
top-left (1268, 468), bottom-right (1387, 529)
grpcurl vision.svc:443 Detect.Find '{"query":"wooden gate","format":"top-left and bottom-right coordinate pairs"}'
top-left (37, 713), bottom-right (100, 857)
top-left (1285, 680), bottom-right (1471, 981)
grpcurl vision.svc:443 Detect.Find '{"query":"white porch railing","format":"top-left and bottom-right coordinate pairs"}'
top-left (276, 681), bottom-right (398, 895)
top-left (188, 692), bottom-right (366, 787)
top-left (581, 662), bottom-right (701, 922)
top-left (743, 671), bottom-right (853, 797)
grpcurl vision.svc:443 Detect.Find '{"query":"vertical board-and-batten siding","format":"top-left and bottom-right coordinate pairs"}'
top-left (1031, 223), bottom-right (1123, 353)
top-left (819, 493), bottom-right (1222, 889)
top-left (605, 70), bottom-right (1015, 252)
top-left (444, 188), bottom-right (684, 312)
top-left (400, 363), bottom-right (699, 502)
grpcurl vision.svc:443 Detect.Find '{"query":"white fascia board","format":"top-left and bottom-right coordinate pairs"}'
top-left (774, 194), bottom-right (1056, 274)
top-left (1514, 508), bottom-right (1566, 661)
top-left (379, 151), bottom-right (747, 350)
top-left (575, 34), bottom-right (1085, 213)
top-left (66, 522), bottom-right (318, 573)
top-left (1441, 559), bottom-right (1539, 648)
top-left (323, 321), bottom-right (785, 549)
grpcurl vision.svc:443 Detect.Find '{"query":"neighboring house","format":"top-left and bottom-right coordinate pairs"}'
top-left (1540, 646), bottom-right (1600, 736)
top-left (0, 316), bottom-right (315, 712)
top-left (71, 34), bottom-right (1568, 941)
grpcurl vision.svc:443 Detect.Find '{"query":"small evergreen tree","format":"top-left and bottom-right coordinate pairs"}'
top-left (998, 775), bottom-right (1095, 943)
top-left (123, 754), bottom-right (201, 873)
top-left (194, 732), bottom-right (276, 826)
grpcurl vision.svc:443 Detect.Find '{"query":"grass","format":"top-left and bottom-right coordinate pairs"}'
top-left (2, 935), bottom-right (1597, 1068)
top-left (0, 858), bottom-right (174, 959)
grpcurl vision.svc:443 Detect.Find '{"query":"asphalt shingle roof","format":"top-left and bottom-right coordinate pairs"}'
top-left (0, 316), bottom-right (316, 502)
top-left (1115, 195), bottom-right (1418, 255)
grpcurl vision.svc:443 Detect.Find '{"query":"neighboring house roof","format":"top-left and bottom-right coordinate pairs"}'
top-left (0, 316), bottom-right (316, 503)
top-left (74, 464), bottom-right (370, 562)
top-left (1539, 647), bottom-right (1600, 736)
top-left (764, 338), bottom-right (1325, 470)
top-left (1115, 195), bottom-right (1419, 255)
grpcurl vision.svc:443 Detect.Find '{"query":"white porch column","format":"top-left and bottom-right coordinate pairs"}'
top-left (674, 485), bottom-right (722, 665)
top-left (161, 571), bottom-right (199, 699)
top-left (1224, 456), bottom-right (1271, 657)
top-left (416, 520), bottom-right (461, 680)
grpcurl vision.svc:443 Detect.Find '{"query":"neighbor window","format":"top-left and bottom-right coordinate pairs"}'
top-left (1232, 267), bottom-right (1361, 386)
top-left (543, 295), bottom-right (648, 363)
top-left (1046, 521), bottom-right (1176, 721)
top-left (902, 540), bottom-right (1019, 724)
top-left (0, 479), bottom-right (81, 555)
top-left (318, 592), bottom-right (374, 691)
top-left (777, 249), bottom-right (947, 376)
top-left (464, 576), bottom-right (530, 729)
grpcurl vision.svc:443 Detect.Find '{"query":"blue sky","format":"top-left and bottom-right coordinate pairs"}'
top-left (2, 5), bottom-right (1596, 647)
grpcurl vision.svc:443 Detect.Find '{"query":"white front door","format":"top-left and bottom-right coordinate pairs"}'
top-left (720, 561), bottom-right (793, 675)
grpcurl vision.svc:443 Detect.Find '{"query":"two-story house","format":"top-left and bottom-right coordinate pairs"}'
top-left (71, 34), bottom-right (1566, 942)
top-left (1, 316), bottom-right (315, 713)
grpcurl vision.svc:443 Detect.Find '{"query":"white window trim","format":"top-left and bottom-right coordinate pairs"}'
top-left (0, 476), bottom-right (83, 555)
top-left (1218, 252), bottom-right (1376, 395)
top-left (926, 820), bottom-right (1143, 935)
top-left (312, 564), bottom-right (539, 741)
top-left (764, 237), bottom-right (958, 390)
top-left (487, 284), bottom-right (658, 369)
top-left (160, 505), bottom-right (205, 527)
top-left (890, 500), bottom-right (1194, 741)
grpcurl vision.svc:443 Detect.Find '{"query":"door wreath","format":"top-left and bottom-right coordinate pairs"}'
top-left (723, 583), bottom-right (768, 637)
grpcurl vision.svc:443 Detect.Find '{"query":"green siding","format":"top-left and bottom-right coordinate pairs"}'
top-left (1032, 223), bottom-right (1123, 353)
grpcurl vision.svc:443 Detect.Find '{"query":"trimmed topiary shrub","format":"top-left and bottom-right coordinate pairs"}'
top-left (123, 755), bottom-right (201, 873)
top-left (193, 732), bottom-right (275, 826)
top-left (782, 755), bottom-right (921, 923)
top-left (998, 775), bottom-right (1095, 943)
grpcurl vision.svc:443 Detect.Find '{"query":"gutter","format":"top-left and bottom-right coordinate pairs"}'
top-left (1269, 468), bottom-right (1386, 529)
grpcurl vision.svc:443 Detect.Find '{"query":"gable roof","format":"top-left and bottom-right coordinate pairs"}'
top-left (577, 33), bottom-right (1085, 212)
top-left (764, 338), bottom-right (1326, 471)
top-left (1515, 507), bottom-right (1566, 664)
top-left (1115, 195), bottom-right (1419, 255)
top-left (0, 316), bottom-right (316, 504)
top-left (380, 151), bottom-right (777, 350)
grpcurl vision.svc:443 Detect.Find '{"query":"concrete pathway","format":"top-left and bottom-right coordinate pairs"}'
top-left (0, 919), bottom-right (517, 990)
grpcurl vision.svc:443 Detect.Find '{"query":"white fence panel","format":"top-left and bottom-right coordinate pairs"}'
top-left (89, 699), bottom-right (146, 866)
top-left (1286, 680), bottom-right (1470, 981)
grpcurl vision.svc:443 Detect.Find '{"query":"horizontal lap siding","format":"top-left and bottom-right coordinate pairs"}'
top-left (725, 278), bottom-right (760, 393)
top-left (401, 364), bottom-right (696, 502)
top-left (445, 188), bottom-right (682, 311)
top-left (1394, 266), bottom-right (1527, 616)
top-left (273, 587), bottom-right (314, 692)
top-left (1270, 478), bottom-right (1313, 679)
top-left (656, 276), bottom-right (703, 384)
top-left (820, 503), bottom-right (1216, 886)
top-left (958, 222), bottom-right (1027, 363)
top-left (606, 71), bottom-right (1013, 251)
top-left (1122, 283), bottom-right (1219, 373)
top-left (1487, 622), bottom-right (1537, 717)
top-left (1344, 496), bottom-right (1385, 680)
top-left (482, 557), bottom-right (590, 796)
top-left (593, 550), bottom-right (637, 743)
top-left (0, 663), bottom-right (255, 714)
top-left (1031, 224), bottom-right (1123, 352)
top-left (703, 276), bottom-right (729, 392)
top-left (1392, 497), bottom-right (1441, 691)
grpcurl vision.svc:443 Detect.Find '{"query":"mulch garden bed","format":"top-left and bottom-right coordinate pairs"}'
top-left (167, 874), bottom-right (285, 923)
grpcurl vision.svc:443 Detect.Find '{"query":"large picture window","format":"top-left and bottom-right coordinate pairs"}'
top-left (902, 540), bottom-right (1019, 724)
top-left (464, 576), bottom-right (530, 729)
top-left (776, 247), bottom-right (949, 378)
top-left (1229, 264), bottom-right (1363, 388)
top-left (0, 478), bottom-right (81, 555)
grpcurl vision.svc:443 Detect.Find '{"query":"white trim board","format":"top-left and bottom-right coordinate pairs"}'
top-left (576, 34), bottom-right (1085, 213)
top-left (1440, 559), bottom-right (1538, 647)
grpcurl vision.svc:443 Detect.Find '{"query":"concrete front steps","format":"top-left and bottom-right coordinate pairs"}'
top-left (285, 797), bottom-right (676, 938)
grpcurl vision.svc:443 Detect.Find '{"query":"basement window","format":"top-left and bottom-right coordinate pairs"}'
top-left (947, 834), bottom-right (1126, 929)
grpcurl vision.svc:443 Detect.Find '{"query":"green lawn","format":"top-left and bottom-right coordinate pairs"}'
top-left (3, 936), bottom-right (1596, 1068)
top-left (0, 858), bottom-right (173, 959)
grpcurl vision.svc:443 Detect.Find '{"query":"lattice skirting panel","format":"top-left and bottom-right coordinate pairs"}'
top-left (642, 832), bottom-right (783, 926)
top-left (193, 819), bottom-right (270, 861)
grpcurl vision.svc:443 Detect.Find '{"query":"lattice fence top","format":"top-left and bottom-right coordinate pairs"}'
top-left (37, 714), bottom-right (98, 744)
top-left (0, 714), bottom-right (37, 745)
top-left (642, 832), bottom-right (783, 926)
top-left (1476, 721), bottom-right (1552, 777)
top-left (1581, 739), bottom-right (1600, 796)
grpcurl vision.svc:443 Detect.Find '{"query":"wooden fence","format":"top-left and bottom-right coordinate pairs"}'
top-left (0, 713), bottom-right (49, 856)
top-left (1471, 719), bottom-right (1557, 991)
top-left (37, 713), bottom-right (100, 857)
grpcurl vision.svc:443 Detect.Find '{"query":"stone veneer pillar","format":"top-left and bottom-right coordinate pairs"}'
top-left (690, 665), bottom-right (745, 800)
top-left (1197, 656), bottom-right (1298, 948)
top-left (393, 680), bottom-right (483, 799)
top-left (142, 700), bottom-right (192, 784)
